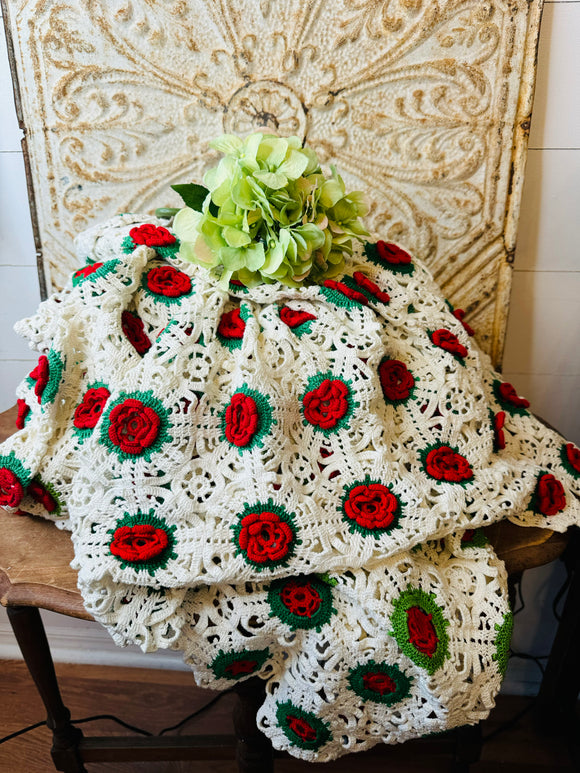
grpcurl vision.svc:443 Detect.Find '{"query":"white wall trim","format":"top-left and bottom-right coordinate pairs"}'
top-left (0, 612), bottom-right (189, 671)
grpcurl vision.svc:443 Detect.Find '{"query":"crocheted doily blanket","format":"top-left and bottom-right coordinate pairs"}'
top-left (2, 214), bottom-right (579, 761)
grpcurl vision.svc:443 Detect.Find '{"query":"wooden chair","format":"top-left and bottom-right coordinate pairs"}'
top-left (2, 404), bottom-right (578, 772)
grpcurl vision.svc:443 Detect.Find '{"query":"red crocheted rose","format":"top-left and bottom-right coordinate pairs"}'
top-left (536, 473), bottom-right (566, 517)
top-left (353, 271), bottom-right (390, 303)
top-left (344, 483), bottom-right (398, 530)
top-left (74, 387), bottom-right (111, 430)
top-left (130, 224), bottom-right (176, 247)
top-left (237, 511), bottom-right (294, 565)
top-left (323, 279), bottom-right (368, 305)
top-left (28, 480), bottom-right (57, 513)
top-left (0, 468), bottom-right (24, 508)
top-left (461, 529), bottom-right (475, 543)
top-left (15, 399), bottom-right (29, 430)
top-left (122, 311), bottom-right (152, 355)
top-left (498, 382), bottom-right (530, 409)
top-left (74, 262), bottom-right (103, 281)
top-left (225, 393), bottom-right (259, 447)
top-left (452, 308), bottom-right (475, 337)
top-left (378, 359), bottom-right (414, 402)
top-left (494, 411), bottom-right (506, 450)
top-left (286, 715), bottom-right (317, 743)
top-left (362, 672), bottom-right (397, 696)
top-left (108, 399), bottom-right (161, 454)
top-left (376, 241), bottom-right (412, 265)
top-left (146, 266), bottom-right (192, 297)
top-left (303, 379), bottom-right (349, 430)
top-left (425, 446), bottom-right (473, 483)
top-left (565, 443), bottom-right (580, 473)
top-left (280, 307), bottom-right (316, 328)
top-left (29, 356), bottom-right (50, 403)
top-left (110, 523), bottom-right (169, 562)
top-left (279, 579), bottom-right (322, 618)
top-left (406, 606), bottom-right (439, 657)
top-left (225, 659), bottom-right (258, 677)
top-left (430, 329), bottom-right (468, 359)
top-left (218, 308), bottom-right (246, 339)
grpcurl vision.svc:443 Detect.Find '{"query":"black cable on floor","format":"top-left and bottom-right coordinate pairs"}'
top-left (158, 689), bottom-right (233, 735)
top-left (0, 688), bottom-right (234, 745)
top-left (73, 714), bottom-right (153, 736)
top-left (0, 721), bottom-right (47, 745)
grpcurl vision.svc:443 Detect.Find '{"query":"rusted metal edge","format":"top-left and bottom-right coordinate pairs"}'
top-left (1, 0), bottom-right (48, 300)
top-left (493, 0), bottom-right (544, 369)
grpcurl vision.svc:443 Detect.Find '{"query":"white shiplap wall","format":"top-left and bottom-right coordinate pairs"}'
top-left (0, 3), bottom-right (578, 693)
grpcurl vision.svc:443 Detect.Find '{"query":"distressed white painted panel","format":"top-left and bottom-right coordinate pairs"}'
top-left (0, 266), bottom-right (39, 358)
top-left (529, 3), bottom-right (580, 149)
top-left (503, 271), bottom-right (580, 376)
top-left (515, 150), bottom-right (580, 272)
top-left (0, 153), bottom-right (37, 267)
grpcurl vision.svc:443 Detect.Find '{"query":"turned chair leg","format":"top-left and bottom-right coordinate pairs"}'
top-left (7, 606), bottom-right (86, 773)
top-left (233, 677), bottom-right (274, 773)
top-left (451, 722), bottom-right (482, 772)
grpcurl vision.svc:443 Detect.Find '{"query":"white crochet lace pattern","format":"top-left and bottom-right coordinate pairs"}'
top-left (2, 213), bottom-right (579, 761)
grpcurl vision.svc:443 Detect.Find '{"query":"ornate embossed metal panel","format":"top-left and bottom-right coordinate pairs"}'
top-left (3, 0), bottom-right (542, 365)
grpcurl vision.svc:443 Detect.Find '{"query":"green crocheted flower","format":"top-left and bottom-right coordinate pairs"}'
top-left (492, 379), bottom-right (530, 416)
top-left (72, 259), bottom-right (119, 287)
top-left (364, 240), bottom-right (415, 275)
top-left (72, 382), bottom-right (111, 443)
top-left (210, 648), bottom-right (270, 681)
top-left (220, 384), bottom-right (274, 453)
top-left (172, 132), bottom-right (369, 288)
top-left (339, 477), bottom-right (404, 537)
top-left (276, 701), bottom-right (331, 752)
top-left (108, 510), bottom-right (177, 575)
top-left (0, 452), bottom-right (32, 509)
top-left (348, 661), bottom-right (413, 706)
top-left (390, 585), bottom-right (450, 675)
top-left (300, 372), bottom-right (357, 435)
top-left (140, 264), bottom-right (194, 305)
top-left (492, 611), bottom-right (513, 677)
top-left (27, 477), bottom-right (63, 517)
top-left (420, 443), bottom-right (474, 486)
top-left (216, 304), bottom-right (251, 351)
top-left (232, 500), bottom-right (300, 571)
top-left (268, 575), bottom-right (335, 632)
top-left (121, 223), bottom-right (180, 259)
top-left (560, 442), bottom-right (580, 480)
top-left (99, 391), bottom-right (173, 463)
top-left (26, 350), bottom-right (65, 407)
top-left (460, 528), bottom-right (489, 549)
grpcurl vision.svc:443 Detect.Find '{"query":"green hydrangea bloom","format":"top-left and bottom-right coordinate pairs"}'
top-left (173, 133), bottom-right (369, 288)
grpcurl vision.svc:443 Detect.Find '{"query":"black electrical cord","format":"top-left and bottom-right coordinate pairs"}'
top-left (158, 689), bottom-right (233, 735)
top-left (0, 689), bottom-right (233, 746)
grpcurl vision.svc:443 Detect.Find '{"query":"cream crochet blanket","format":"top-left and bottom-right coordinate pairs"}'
top-left (1, 213), bottom-right (579, 761)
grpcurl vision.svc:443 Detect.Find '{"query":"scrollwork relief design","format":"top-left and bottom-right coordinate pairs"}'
top-left (7, 0), bottom-right (539, 360)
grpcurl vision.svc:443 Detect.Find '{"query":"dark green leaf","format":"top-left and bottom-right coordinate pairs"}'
top-left (170, 183), bottom-right (210, 212)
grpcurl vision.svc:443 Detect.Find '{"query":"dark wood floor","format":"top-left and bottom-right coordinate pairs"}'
top-left (0, 659), bottom-right (577, 772)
